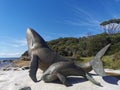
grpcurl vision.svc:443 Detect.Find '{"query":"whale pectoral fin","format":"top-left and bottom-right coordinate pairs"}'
top-left (91, 44), bottom-right (111, 76)
top-left (57, 73), bottom-right (72, 86)
top-left (85, 73), bottom-right (102, 86)
top-left (29, 55), bottom-right (39, 82)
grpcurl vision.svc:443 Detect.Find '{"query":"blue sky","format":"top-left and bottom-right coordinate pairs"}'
top-left (0, 0), bottom-right (120, 57)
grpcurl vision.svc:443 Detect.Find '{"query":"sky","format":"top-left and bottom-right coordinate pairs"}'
top-left (0, 0), bottom-right (120, 58)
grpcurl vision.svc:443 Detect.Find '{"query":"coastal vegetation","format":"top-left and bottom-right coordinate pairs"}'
top-left (48, 33), bottom-right (120, 56)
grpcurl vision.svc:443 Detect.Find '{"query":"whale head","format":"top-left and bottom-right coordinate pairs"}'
top-left (26, 28), bottom-right (49, 53)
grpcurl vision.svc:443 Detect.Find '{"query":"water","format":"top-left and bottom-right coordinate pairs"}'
top-left (0, 57), bottom-right (19, 61)
top-left (0, 57), bottom-right (19, 69)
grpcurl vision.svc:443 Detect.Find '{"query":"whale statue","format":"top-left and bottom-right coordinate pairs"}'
top-left (26, 28), bottom-right (110, 83)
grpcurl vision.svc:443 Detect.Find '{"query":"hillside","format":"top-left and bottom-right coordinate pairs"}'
top-left (48, 33), bottom-right (120, 57)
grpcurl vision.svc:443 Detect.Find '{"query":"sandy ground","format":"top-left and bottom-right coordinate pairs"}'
top-left (0, 69), bottom-right (120, 90)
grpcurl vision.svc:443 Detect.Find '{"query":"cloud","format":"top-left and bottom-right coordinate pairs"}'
top-left (64, 7), bottom-right (100, 29)
top-left (1, 37), bottom-right (27, 48)
top-left (0, 37), bottom-right (27, 57)
top-left (0, 52), bottom-right (22, 58)
top-left (42, 32), bottom-right (71, 41)
top-left (12, 39), bottom-right (27, 47)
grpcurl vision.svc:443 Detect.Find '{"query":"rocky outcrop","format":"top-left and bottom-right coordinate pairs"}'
top-left (13, 51), bottom-right (30, 67)
top-left (20, 51), bottom-right (30, 61)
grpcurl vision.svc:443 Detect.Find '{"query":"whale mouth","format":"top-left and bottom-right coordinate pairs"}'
top-left (27, 28), bottom-right (33, 36)
top-left (26, 28), bottom-right (34, 51)
top-left (26, 28), bottom-right (40, 50)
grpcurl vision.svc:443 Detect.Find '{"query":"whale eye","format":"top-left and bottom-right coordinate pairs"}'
top-left (31, 40), bottom-right (35, 49)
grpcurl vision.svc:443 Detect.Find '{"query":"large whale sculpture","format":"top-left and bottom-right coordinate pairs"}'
top-left (26, 28), bottom-right (110, 84)
top-left (40, 61), bottom-right (102, 86)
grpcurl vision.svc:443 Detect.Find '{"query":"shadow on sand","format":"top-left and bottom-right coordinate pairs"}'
top-left (103, 76), bottom-right (119, 85)
top-left (43, 74), bottom-right (120, 86)
top-left (49, 77), bottom-right (87, 86)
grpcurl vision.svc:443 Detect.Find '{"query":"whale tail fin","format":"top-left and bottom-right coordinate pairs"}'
top-left (76, 44), bottom-right (111, 76)
top-left (90, 44), bottom-right (111, 76)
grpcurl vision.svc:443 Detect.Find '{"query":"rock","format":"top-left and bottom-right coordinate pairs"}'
top-left (22, 66), bottom-right (30, 70)
top-left (19, 87), bottom-right (31, 90)
top-left (20, 56), bottom-right (30, 61)
top-left (20, 51), bottom-right (30, 61)
top-left (21, 51), bottom-right (29, 57)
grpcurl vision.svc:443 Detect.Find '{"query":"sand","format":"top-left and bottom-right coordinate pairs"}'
top-left (0, 69), bottom-right (120, 90)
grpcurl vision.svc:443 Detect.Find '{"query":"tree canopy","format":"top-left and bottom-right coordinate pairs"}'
top-left (100, 18), bottom-right (120, 34)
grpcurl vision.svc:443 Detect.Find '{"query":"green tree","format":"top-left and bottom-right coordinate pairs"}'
top-left (100, 18), bottom-right (120, 34)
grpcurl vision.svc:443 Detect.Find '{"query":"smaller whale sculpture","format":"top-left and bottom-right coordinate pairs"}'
top-left (40, 61), bottom-right (101, 86)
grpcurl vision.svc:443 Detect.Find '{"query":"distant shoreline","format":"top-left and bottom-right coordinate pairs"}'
top-left (0, 58), bottom-right (20, 69)
top-left (0, 57), bottom-right (19, 61)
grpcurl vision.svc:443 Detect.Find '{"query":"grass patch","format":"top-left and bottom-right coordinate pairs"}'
top-left (103, 55), bottom-right (120, 69)
top-left (80, 57), bottom-right (93, 63)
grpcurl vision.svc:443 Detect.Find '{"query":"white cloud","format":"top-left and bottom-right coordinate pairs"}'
top-left (64, 7), bottom-right (100, 29)
top-left (0, 52), bottom-right (22, 58)
top-left (1, 38), bottom-right (27, 48)
top-left (42, 32), bottom-right (71, 41)
top-left (12, 39), bottom-right (27, 47)
top-left (0, 37), bottom-right (27, 57)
